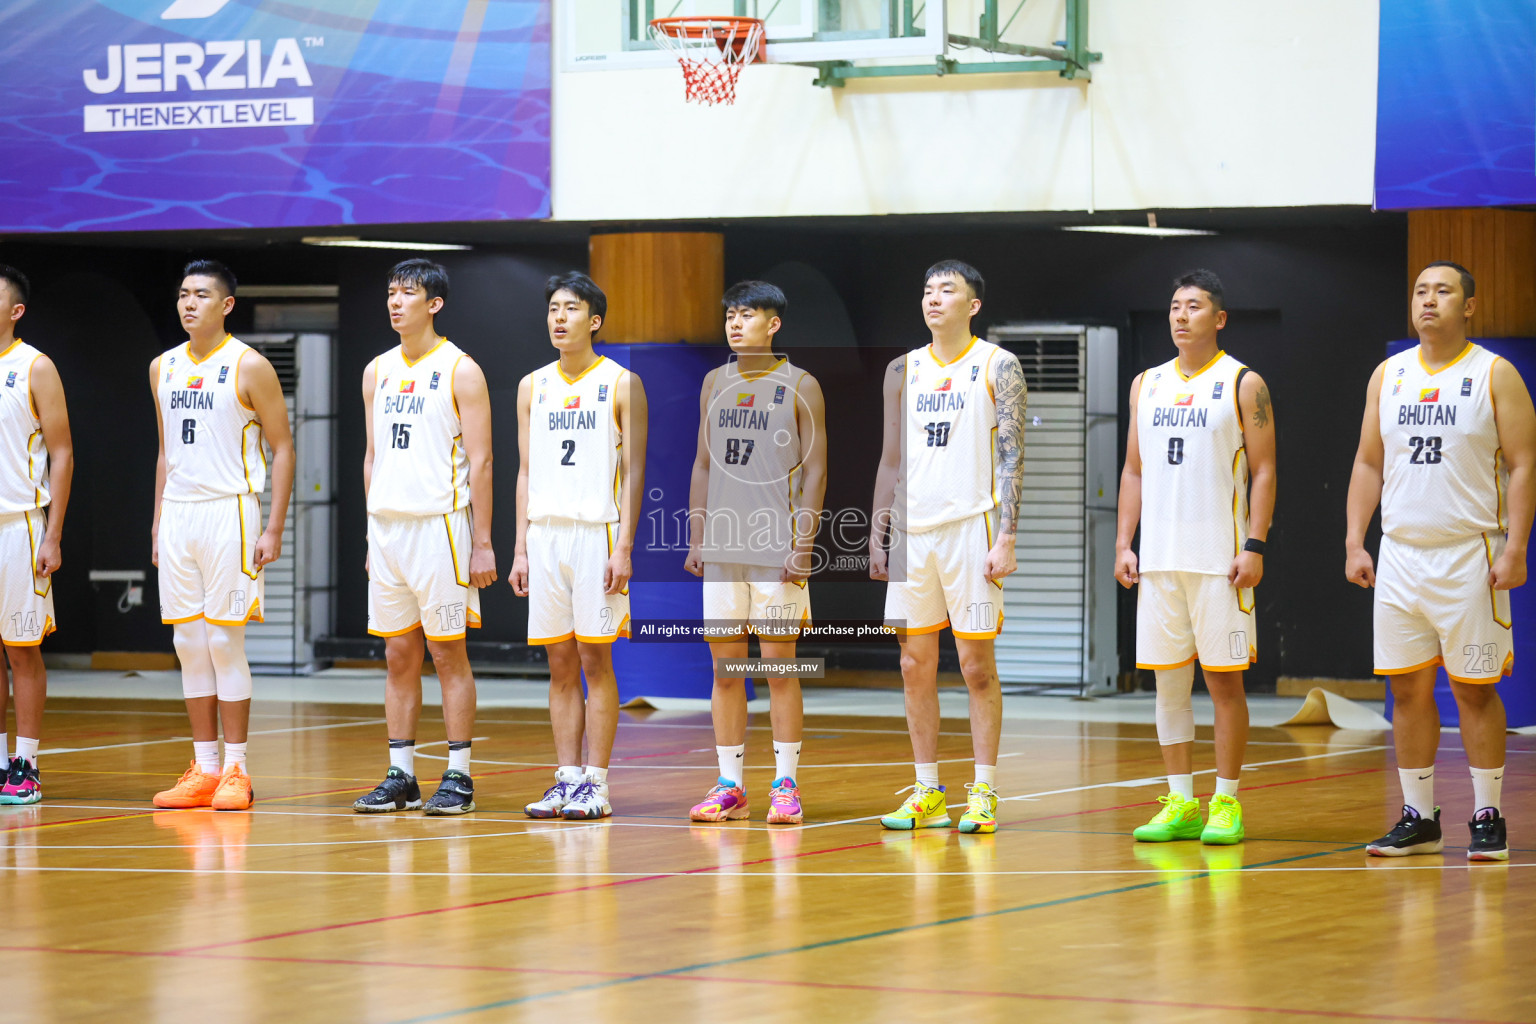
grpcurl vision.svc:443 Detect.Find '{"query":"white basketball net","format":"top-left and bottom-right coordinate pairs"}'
top-left (648, 18), bottom-right (765, 106)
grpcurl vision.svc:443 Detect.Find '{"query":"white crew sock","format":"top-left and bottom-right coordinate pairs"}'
top-left (772, 740), bottom-right (801, 783)
top-left (915, 762), bottom-right (940, 789)
top-left (1399, 765), bottom-right (1435, 819)
top-left (15, 737), bottom-right (39, 768)
top-left (1470, 766), bottom-right (1504, 814)
top-left (447, 741), bottom-right (472, 775)
top-left (556, 764), bottom-right (583, 784)
top-left (1168, 773), bottom-right (1195, 800)
top-left (717, 745), bottom-right (745, 787)
top-left (974, 763), bottom-right (996, 787)
top-left (584, 765), bottom-right (609, 787)
top-left (1214, 777), bottom-right (1239, 799)
top-left (193, 740), bottom-right (220, 775)
top-left (389, 740), bottom-right (415, 776)
top-left (222, 742), bottom-right (247, 772)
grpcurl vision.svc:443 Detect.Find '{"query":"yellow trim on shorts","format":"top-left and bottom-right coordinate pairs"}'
top-left (1447, 651), bottom-right (1515, 686)
top-left (528, 630), bottom-right (576, 645)
top-left (1137, 653), bottom-right (1199, 670)
top-left (163, 612), bottom-right (206, 625)
top-left (445, 514), bottom-right (469, 587)
top-left (1483, 532), bottom-right (1512, 629)
top-left (207, 600), bottom-right (263, 627)
top-left (369, 622), bottom-right (422, 638)
top-left (238, 494), bottom-right (260, 580)
top-left (889, 619), bottom-right (949, 637)
top-left (1374, 655), bottom-right (1444, 677)
top-left (3, 617), bottom-right (55, 647)
top-left (605, 522), bottom-right (628, 596)
top-left (1200, 654), bottom-right (1255, 673)
top-left (1237, 585), bottom-right (1255, 615)
top-left (24, 508), bottom-right (51, 598)
top-left (423, 630), bottom-right (469, 642)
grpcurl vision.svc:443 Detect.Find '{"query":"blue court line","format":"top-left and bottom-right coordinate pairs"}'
top-left (388, 844), bottom-right (1363, 1023)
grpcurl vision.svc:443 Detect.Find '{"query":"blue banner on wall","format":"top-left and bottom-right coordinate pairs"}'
top-left (1375, 0), bottom-right (1536, 210)
top-left (0, 0), bottom-right (550, 233)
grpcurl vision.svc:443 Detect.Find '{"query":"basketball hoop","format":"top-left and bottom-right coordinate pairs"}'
top-left (648, 17), bottom-right (765, 106)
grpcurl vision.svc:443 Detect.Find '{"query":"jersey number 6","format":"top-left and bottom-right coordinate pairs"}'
top-left (181, 418), bottom-right (196, 445)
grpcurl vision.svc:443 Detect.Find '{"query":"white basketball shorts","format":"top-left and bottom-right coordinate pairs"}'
top-left (883, 512), bottom-right (1004, 640)
top-left (0, 509), bottom-right (56, 646)
top-left (1375, 532), bottom-right (1513, 684)
top-left (159, 495), bottom-right (264, 626)
top-left (1136, 570), bottom-right (1256, 672)
top-left (526, 517), bottom-right (630, 645)
top-left (368, 509), bottom-right (482, 642)
top-left (702, 562), bottom-right (810, 642)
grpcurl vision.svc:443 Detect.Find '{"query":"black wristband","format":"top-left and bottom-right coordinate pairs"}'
top-left (1243, 538), bottom-right (1267, 555)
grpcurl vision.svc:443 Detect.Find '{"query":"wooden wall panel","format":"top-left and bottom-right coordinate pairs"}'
top-left (1407, 208), bottom-right (1536, 337)
top-left (588, 232), bottom-right (725, 344)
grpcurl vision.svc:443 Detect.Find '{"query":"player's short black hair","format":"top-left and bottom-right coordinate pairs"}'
top-left (545, 271), bottom-right (607, 322)
top-left (722, 279), bottom-right (787, 320)
top-left (1423, 260), bottom-right (1475, 300)
top-left (389, 259), bottom-right (449, 303)
top-left (182, 259), bottom-right (237, 297)
top-left (0, 264), bottom-right (30, 306)
top-left (1172, 269), bottom-right (1224, 311)
top-left (924, 259), bottom-right (984, 303)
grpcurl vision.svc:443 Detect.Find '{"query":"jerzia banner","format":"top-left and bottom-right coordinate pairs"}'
top-left (0, 0), bottom-right (551, 232)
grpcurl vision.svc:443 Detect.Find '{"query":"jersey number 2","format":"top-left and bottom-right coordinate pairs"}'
top-left (561, 439), bottom-right (576, 466)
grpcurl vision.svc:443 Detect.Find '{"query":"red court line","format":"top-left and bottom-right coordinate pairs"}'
top-left (8, 945), bottom-right (1504, 1024)
top-left (179, 834), bottom-right (888, 953)
top-left (0, 810), bottom-right (153, 833)
top-left (651, 973), bottom-right (1512, 1024)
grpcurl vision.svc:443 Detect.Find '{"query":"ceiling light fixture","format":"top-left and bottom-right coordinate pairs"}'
top-left (300, 237), bottom-right (472, 251)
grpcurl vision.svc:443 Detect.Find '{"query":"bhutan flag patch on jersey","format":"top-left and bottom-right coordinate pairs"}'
top-left (1419, 388), bottom-right (1439, 403)
top-left (564, 395), bottom-right (581, 409)
top-left (736, 393), bottom-right (755, 407)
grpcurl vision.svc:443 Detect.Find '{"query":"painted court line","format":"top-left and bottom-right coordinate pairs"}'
top-left (797, 743), bottom-right (1390, 829)
top-left (383, 846), bottom-right (1366, 1020)
top-left (44, 718), bottom-right (387, 756)
top-left (0, 944), bottom-right (1509, 1024)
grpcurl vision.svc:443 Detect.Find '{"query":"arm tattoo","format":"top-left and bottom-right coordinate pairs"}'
top-left (891, 356), bottom-right (905, 374)
top-left (1254, 385), bottom-right (1271, 428)
top-left (992, 353), bottom-right (1028, 535)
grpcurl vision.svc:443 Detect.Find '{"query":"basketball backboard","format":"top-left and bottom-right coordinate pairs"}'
top-left (559, 0), bottom-right (948, 72)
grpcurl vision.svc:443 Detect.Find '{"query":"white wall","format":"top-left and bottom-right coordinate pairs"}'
top-left (551, 1), bottom-right (1379, 220)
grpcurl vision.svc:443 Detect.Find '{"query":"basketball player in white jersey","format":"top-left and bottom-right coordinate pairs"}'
top-left (513, 272), bottom-right (647, 821)
top-left (870, 260), bottom-right (1026, 834)
top-left (1347, 261), bottom-right (1535, 862)
top-left (150, 260), bottom-right (294, 812)
top-left (683, 280), bottom-right (827, 824)
top-left (1116, 270), bottom-right (1276, 846)
top-left (0, 265), bottom-right (74, 807)
top-left (354, 260), bottom-right (496, 816)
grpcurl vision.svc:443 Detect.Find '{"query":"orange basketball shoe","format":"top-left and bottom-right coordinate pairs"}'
top-left (153, 762), bottom-right (221, 809)
top-left (211, 764), bottom-right (254, 811)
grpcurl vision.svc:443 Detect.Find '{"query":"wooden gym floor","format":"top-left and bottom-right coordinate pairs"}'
top-left (0, 695), bottom-right (1531, 1023)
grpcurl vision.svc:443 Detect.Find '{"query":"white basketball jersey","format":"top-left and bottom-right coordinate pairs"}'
top-left (1379, 343), bottom-right (1507, 545)
top-left (1136, 351), bottom-right (1250, 575)
top-left (702, 356), bottom-right (808, 567)
top-left (158, 336), bottom-right (266, 503)
top-left (368, 339), bottom-right (471, 517)
top-left (0, 340), bottom-right (50, 515)
top-left (899, 337), bottom-right (1000, 533)
top-left (527, 355), bottom-right (626, 524)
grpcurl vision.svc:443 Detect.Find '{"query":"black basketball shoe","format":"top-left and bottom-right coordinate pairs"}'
top-left (353, 767), bottom-right (423, 813)
top-left (1366, 805), bottom-right (1444, 856)
top-left (1467, 808), bottom-right (1509, 862)
top-left (423, 770), bottom-right (476, 815)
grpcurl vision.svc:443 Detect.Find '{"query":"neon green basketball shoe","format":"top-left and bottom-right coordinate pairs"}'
top-left (1132, 793), bottom-right (1203, 842)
